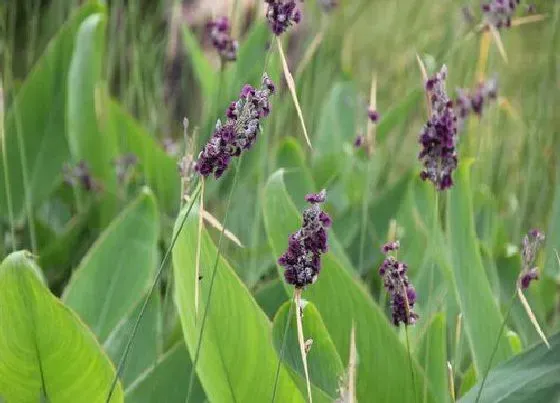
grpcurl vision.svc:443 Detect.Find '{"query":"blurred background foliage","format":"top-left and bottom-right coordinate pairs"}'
top-left (0, 0), bottom-right (559, 401)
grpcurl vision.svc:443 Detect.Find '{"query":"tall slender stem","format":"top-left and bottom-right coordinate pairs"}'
top-left (294, 289), bottom-right (313, 403)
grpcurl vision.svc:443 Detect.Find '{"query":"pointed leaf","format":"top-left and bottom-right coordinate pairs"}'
top-left (63, 189), bottom-right (159, 341)
top-left (0, 251), bottom-right (123, 402)
top-left (446, 163), bottom-right (512, 374)
top-left (0, 3), bottom-right (104, 221)
top-left (172, 203), bottom-right (303, 402)
top-left (264, 170), bottom-right (431, 402)
top-left (272, 301), bottom-right (344, 399)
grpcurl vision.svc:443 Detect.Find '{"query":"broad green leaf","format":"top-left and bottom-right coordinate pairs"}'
top-left (255, 278), bottom-right (289, 319)
top-left (0, 3), bottom-right (103, 222)
top-left (545, 166), bottom-right (560, 278)
top-left (103, 294), bottom-right (160, 387)
top-left (460, 332), bottom-right (560, 402)
top-left (108, 98), bottom-right (180, 213)
top-left (63, 189), bottom-right (159, 341)
top-left (125, 342), bottom-right (205, 403)
top-left (67, 12), bottom-right (119, 224)
top-left (0, 251), bottom-right (123, 402)
top-left (417, 313), bottom-right (448, 403)
top-left (272, 301), bottom-right (344, 400)
top-left (446, 163), bottom-right (512, 374)
top-left (182, 24), bottom-right (215, 102)
top-left (264, 170), bottom-right (431, 402)
top-left (172, 203), bottom-right (303, 402)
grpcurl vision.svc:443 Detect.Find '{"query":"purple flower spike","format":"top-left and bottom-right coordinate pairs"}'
top-left (418, 65), bottom-right (458, 191)
top-left (482, 0), bottom-right (520, 29)
top-left (207, 16), bottom-right (238, 62)
top-left (265, 0), bottom-right (302, 36)
top-left (455, 77), bottom-right (498, 129)
top-left (518, 228), bottom-right (545, 290)
top-left (194, 74), bottom-right (275, 179)
top-left (278, 191), bottom-right (331, 288)
top-left (305, 189), bottom-right (326, 204)
top-left (379, 241), bottom-right (418, 326)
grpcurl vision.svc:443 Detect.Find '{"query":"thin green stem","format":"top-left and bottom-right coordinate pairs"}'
top-left (474, 292), bottom-right (516, 403)
top-left (185, 159), bottom-right (243, 403)
top-left (405, 325), bottom-right (417, 403)
top-left (271, 302), bottom-right (294, 403)
top-left (106, 182), bottom-right (201, 402)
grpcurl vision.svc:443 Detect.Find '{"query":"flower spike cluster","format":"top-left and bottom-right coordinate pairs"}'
top-left (455, 77), bottom-right (498, 127)
top-left (207, 16), bottom-right (238, 62)
top-left (418, 65), bottom-right (458, 191)
top-left (278, 190), bottom-right (331, 288)
top-left (482, 0), bottom-right (520, 29)
top-left (194, 74), bottom-right (275, 179)
top-left (379, 240), bottom-right (418, 326)
top-left (265, 0), bottom-right (302, 36)
top-left (519, 229), bottom-right (545, 290)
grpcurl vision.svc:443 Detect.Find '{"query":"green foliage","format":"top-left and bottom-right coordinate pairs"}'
top-left (272, 301), bottom-right (344, 400)
top-left (63, 189), bottom-right (159, 341)
top-left (447, 163), bottom-right (513, 373)
top-left (460, 333), bottom-right (560, 402)
top-left (1, 0), bottom-right (559, 401)
top-left (172, 203), bottom-right (303, 402)
top-left (0, 251), bottom-right (123, 402)
top-left (264, 170), bottom-right (432, 402)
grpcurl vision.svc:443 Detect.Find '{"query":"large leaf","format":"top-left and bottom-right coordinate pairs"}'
top-left (460, 332), bottom-right (560, 402)
top-left (0, 251), bottom-right (123, 402)
top-left (417, 313), bottom-right (448, 403)
top-left (63, 189), bottom-right (159, 342)
top-left (264, 170), bottom-right (431, 402)
top-left (172, 203), bottom-right (303, 402)
top-left (272, 301), bottom-right (344, 400)
top-left (108, 98), bottom-right (180, 213)
top-left (67, 12), bottom-right (119, 224)
top-left (446, 163), bottom-right (512, 374)
top-left (125, 342), bottom-right (205, 403)
top-left (0, 3), bottom-right (103, 222)
top-left (103, 293), bottom-right (160, 387)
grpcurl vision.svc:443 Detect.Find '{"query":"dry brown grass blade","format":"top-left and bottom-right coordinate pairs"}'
top-left (447, 361), bottom-right (455, 402)
top-left (488, 24), bottom-right (508, 64)
top-left (511, 14), bottom-right (547, 27)
top-left (348, 323), bottom-right (357, 403)
top-left (294, 289), bottom-right (313, 403)
top-left (296, 30), bottom-right (325, 77)
top-left (276, 36), bottom-right (312, 149)
top-left (415, 53), bottom-right (431, 117)
top-left (517, 286), bottom-right (550, 349)
top-left (194, 180), bottom-right (205, 318)
top-left (476, 30), bottom-right (491, 82)
top-left (183, 194), bottom-right (245, 248)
